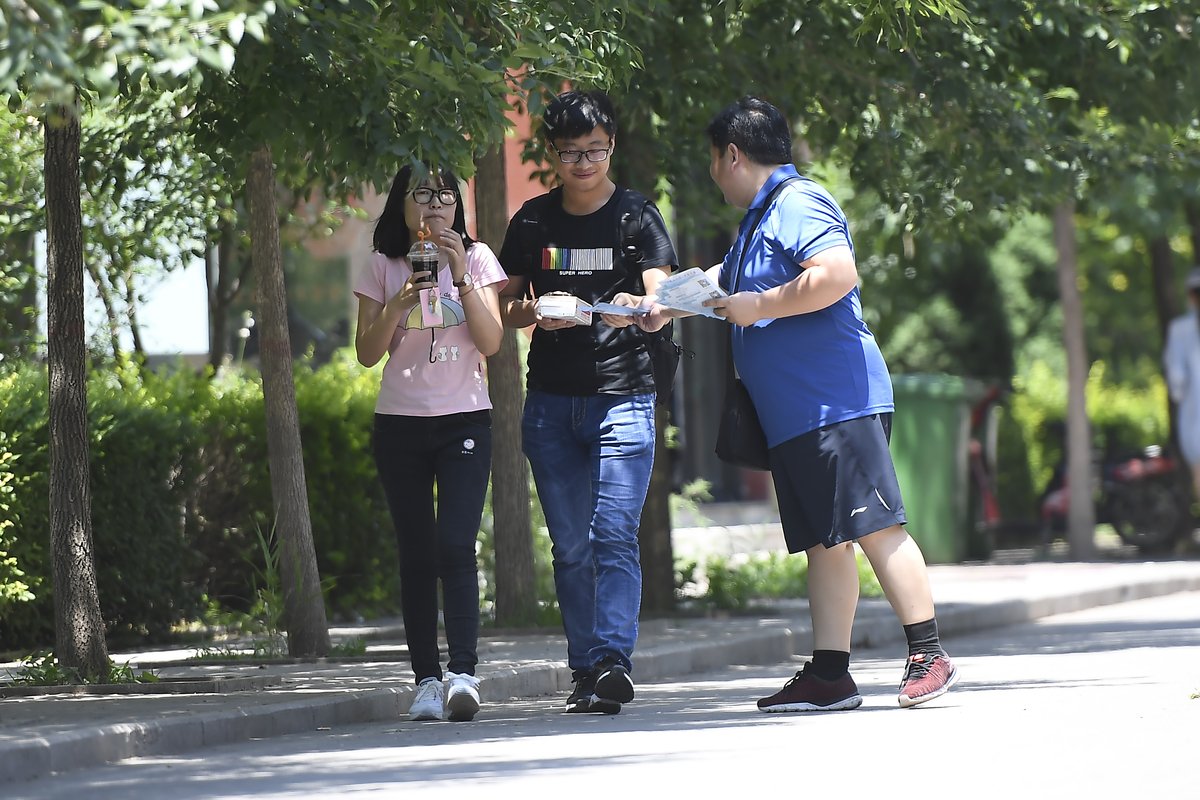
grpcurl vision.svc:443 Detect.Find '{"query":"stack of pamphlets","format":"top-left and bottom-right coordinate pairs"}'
top-left (655, 268), bottom-right (727, 320)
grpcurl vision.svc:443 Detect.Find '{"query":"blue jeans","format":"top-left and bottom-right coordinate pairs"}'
top-left (522, 391), bottom-right (656, 673)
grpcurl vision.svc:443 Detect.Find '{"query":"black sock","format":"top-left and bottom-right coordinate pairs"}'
top-left (810, 649), bottom-right (850, 680)
top-left (903, 618), bottom-right (946, 657)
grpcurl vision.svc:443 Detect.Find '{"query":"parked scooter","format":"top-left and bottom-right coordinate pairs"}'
top-left (1039, 444), bottom-right (1193, 553)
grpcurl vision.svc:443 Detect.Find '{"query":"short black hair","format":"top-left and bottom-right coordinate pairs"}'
top-left (705, 96), bottom-right (792, 166)
top-left (543, 89), bottom-right (617, 145)
top-left (373, 164), bottom-right (475, 258)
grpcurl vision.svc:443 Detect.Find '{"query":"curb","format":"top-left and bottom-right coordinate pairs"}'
top-left (936, 572), bottom-right (1200, 640)
top-left (2, 688), bottom-right (405, 785)
top-left (4, 570), bottom-right (1198, 785)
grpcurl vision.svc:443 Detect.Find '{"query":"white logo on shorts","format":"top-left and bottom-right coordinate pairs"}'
top-left (850, 506), bottom-right (868, 517)
top-left (463, 438), bottom-right (475, 451)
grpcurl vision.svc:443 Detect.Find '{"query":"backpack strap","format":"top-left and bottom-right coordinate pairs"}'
top-left (614, 188), bottom-right (690, 407)
top-left (616, 188), bottom-right (650, 276)
top-left (514, 189), bottom-right (559, 298)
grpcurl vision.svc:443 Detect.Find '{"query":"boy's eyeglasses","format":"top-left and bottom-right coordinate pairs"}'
top-left (410, 187), bottom-right (459, 205)
top-left (554, 143), bottom-right (613, 164)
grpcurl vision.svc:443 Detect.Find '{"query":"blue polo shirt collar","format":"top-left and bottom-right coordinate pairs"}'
top-left (748, 164), bottom-right (801, 210)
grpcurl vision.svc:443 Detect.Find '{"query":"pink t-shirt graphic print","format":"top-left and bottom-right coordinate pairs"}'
top-left (353, 243), bottom-right (507, 417)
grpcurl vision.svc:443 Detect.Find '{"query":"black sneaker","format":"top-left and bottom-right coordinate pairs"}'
top-left (565, 668), bottom-right (621, 714)
top-left (757, 662), bottom-right (862, 713)
top-left (565, 669), bottom-right (596, 713)
top-left (593, 658), bottom-right (635, 704)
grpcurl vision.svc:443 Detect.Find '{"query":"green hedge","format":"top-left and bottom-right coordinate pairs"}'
top-left (0, 355), bottom-right (402, 651)
top-left (0, 364), bottom-right (200, 645)
top-left (1005, 359), bottom-right (1169, 510)
top-left (15, 351), bottom-right (1130, 650)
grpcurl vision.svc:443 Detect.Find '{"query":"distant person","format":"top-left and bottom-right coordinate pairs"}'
top-left (638, 96), bottom-right (957, 712)
top-left (353, 164), bottom-right (507, 722)
top-left (1164, 267), bottom-right (1200, 501)
top-left (497, 89), bottom-right (679, 714)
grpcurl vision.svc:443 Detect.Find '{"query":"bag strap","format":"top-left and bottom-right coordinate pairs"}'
top-left (726, 175), bottom-right (800, 384)
top-left (730, 175), bottom-right (800, 294)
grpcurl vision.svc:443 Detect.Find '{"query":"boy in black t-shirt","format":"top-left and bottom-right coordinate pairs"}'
top-left (498, 89), bottom-right (678, 714)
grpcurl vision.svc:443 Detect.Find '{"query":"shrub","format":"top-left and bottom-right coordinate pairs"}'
top-left (0, 354), bottom-right (405, 651)
top-left (0, 365), bottom-right (55, 647)
top-left (0, 362), bottom-right (206, 647)
top-left (1009, 359), bottom-right (1169, 498)
top-left (88, 366), bottom-right (206, 640)
top-left (294, 351), bottom-right (399, 617)
top-left (678, 549), bottom-right (883, 612)
top-left (0, 432), bottom-right (35, 617)
top-left (171, 355), bottom-right (401, 622)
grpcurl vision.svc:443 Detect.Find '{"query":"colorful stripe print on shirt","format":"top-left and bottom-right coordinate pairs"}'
top-left (541, 247), bottom-right (614, 273)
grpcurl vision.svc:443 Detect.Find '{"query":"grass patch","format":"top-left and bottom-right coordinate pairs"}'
top-left (6, 651), bottom-right (158, 686)
top-left (677, 547), bottom-right (884, 612)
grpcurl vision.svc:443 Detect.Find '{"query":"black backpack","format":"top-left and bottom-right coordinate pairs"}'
top-left (518, 188), bottom-right (689, 409)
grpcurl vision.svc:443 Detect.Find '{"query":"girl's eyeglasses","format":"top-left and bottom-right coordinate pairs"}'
top-left (410, 187), bottom-right (459, 205)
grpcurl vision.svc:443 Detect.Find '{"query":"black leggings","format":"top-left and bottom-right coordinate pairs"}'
top-left (373, 411), bottom-right (492, 683)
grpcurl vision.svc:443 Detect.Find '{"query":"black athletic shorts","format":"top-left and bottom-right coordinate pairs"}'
top-left (769, 413), bottom-right (907, 553)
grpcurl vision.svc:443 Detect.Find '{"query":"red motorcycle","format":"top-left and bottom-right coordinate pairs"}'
top-left (1039, 444), bottom-right (1193, 553)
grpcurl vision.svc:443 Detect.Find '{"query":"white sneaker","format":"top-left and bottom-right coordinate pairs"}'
top-left (409, 677), bottom-right (445, 721)
top-left (445, 672), bottom-right (481, 722)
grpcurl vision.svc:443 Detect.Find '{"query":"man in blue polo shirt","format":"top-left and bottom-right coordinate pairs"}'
top-left (640, 95), bottom-right (957, 712)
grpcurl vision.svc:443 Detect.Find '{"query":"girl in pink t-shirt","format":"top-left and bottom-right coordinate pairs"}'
top-left (353, 164), bottom-right (507, 723)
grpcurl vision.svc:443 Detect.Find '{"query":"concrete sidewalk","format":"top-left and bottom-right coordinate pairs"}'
top-left (3, 557), bottom-right (1200, 785)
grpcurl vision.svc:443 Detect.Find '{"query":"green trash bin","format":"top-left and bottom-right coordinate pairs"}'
top-left (889, 374), bottom-right (984, 564)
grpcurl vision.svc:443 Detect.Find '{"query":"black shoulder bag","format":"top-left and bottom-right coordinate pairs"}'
top-left (714, 177), bottom-right (798, 471)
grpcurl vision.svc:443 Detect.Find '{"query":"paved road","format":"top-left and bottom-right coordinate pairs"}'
top-left (13, 591), bottom-right (1197, 799)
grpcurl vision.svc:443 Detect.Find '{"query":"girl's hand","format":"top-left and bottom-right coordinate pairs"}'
top-left (437, 228), bottom-right (467, 281)
top-left (389, 272), bottom-right (427, 308)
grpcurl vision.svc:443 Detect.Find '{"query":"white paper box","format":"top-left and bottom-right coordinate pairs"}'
top-left (536, 295), bottom-right (593, 325)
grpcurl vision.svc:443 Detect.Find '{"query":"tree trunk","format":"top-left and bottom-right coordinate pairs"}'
top-left (84, 257), bottom-right (123, 361)
top-left (621, 106), bottom-right (676, 614)
top-left (1053, 200), bottom-right (1097, 559)
top-left (206, 220), bottom-right (251, 372)
top-left (475, 143), bottom-right (538, 626)
top-left (1185, 199), bottom-right (1200, 266)
top-left (122, 272), bottom-right (144, 358)
top-left (1149, 235), bottom-right (1182, 459)
top-left (44, 108), bottom-right (109, 680)
top-left (246, 144), bottom-right (330, 656)
top-left (205, 238), bottom-right (222, 369)
top-left (640, 412), bottom-right (676, 612)
top-left (1148, 236), bottom-right (1177, 346)
top-left (1147, 230), bottom-right (1195, 494)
